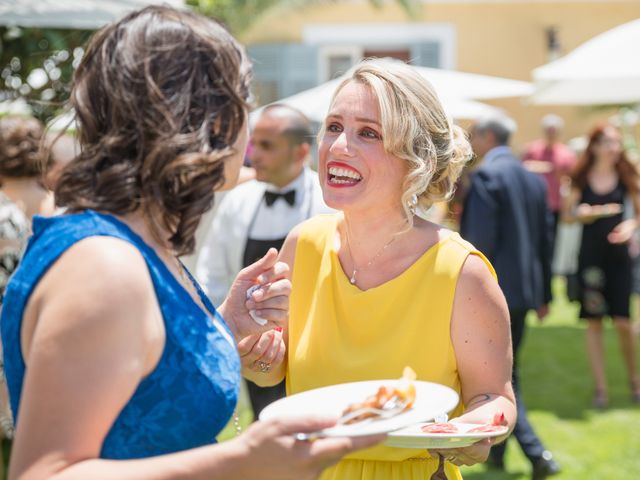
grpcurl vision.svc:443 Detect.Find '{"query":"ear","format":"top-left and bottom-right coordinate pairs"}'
top-left (294, 142), bottom-right (310, 163)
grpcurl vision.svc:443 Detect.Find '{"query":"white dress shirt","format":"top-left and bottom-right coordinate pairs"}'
top-left (195, 167), bottom-right (332, 305)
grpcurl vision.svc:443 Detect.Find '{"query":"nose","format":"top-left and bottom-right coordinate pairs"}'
top-left (329, 131), bottom-right (355, 157)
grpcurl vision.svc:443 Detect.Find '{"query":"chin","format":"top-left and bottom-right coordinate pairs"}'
top-left (320, 189), bottom-right (351, 212)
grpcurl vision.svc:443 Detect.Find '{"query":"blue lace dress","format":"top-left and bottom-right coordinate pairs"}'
top-left (0, 210), bottom-right (241, 459)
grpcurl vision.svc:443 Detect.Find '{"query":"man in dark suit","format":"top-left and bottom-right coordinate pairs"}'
top-left (460, 116), bottom-right (560, 480)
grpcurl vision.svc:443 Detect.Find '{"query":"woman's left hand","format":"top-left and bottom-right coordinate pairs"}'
top-left (429, 438), bottom-right (492, 467)
top-left (428, 412), bottom-right (508, 467)
top-left (238, 328), bottom-right (286, 386)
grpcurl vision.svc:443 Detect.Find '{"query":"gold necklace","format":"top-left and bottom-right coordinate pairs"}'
top-left (343, 219), bottom-right (398, 285)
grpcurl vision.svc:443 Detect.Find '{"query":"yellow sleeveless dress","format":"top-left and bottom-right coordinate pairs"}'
top-left (287, 214), bottom-right (496, 480)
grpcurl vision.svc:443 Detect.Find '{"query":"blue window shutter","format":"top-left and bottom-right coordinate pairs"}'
top-left (410, 42), bottom-right (441, 68)
top-left (248, 44), bottom-right (283, 80)
top-left (248, 44), bottom-right (319, 101)
top-left (282, 44), bottom-right (319, 97)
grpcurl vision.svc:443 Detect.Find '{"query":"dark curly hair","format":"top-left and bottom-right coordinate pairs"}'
top-left (56, 6), bottom-right (252, 256)
top-left (0, 116), bottom-right (47, 178)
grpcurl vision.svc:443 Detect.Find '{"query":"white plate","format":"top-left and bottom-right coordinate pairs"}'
top-left (259, 380), bottom-right (459, 437)
top-left (385, 422), bottom-right (509, 449)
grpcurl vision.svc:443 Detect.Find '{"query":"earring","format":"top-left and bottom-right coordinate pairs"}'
top-left (407, 193), bottom-right (418, 215)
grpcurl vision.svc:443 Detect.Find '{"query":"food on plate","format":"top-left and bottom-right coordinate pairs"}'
top-left (340, 367), bottom-right (417, 425)
top-left (421, 412), bottom-right (507, 434)
top-left (421, 422), bottom-right (459, 434)
top-left (576, 202), bottom-right (623, 220)
top-left (467, 424), bottom-right (506, 433)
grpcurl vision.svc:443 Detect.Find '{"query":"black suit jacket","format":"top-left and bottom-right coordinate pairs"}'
top-left (460, 147), bottom-right (553, 311)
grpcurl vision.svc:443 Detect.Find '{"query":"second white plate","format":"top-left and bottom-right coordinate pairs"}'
top-left (386, 422), bottom-right (509, 449)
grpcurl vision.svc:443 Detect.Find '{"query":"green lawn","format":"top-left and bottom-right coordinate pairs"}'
top-left (461, 279), bottom-right (640, 479)
top-left (220, 278), bottom-right (640, 479)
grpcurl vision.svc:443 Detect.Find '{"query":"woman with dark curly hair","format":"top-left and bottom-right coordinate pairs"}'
top-left (0, 116), bottom-right (55, 299)
top-left (562, 124), bottom-right (640, 409)
top-left (0, 7), bottom-right (381, 480)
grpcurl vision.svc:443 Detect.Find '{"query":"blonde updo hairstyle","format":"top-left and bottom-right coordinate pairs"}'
top-left (327, 59), bottom-right (473, 225)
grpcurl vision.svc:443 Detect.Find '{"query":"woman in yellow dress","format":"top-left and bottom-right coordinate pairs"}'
top-left (277, 60), bottom-right (517, 479)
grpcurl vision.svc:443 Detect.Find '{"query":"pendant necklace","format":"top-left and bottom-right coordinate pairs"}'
top-left (343, 219), bottom-right (398, 285)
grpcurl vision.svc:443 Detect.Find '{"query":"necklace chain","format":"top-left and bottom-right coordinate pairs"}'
top-left (344, 220), bottom-right (397, 285)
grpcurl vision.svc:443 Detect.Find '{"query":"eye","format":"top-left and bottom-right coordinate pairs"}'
top-left (326, 122), bottom-right (342, 133)
top-left (360, 127), bottom-right (381, 140)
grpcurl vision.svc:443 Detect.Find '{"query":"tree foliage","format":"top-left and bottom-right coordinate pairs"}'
top-left (186, 0), bottom-right (419, 34)
top-left (0, 27), bottom-right (92, 122)
top-left (1, 0), bottom-right (419, 122)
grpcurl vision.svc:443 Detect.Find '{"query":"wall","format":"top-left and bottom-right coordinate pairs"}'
top-left (242, 0), bottom-right (640, 151)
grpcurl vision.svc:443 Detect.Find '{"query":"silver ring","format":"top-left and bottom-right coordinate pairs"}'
top-left (255, 360), bottom-right (271, 373)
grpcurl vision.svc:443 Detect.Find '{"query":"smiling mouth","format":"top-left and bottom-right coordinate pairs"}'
top-left (328, 166), bottom-right (362, 185)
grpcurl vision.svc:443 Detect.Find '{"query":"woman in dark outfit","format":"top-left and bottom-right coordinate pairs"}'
top-left (562, 124), bottom-right (640, 409)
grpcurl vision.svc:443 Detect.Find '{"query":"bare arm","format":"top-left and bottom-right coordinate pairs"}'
top-left (430, 253), bottom-right (516, 466)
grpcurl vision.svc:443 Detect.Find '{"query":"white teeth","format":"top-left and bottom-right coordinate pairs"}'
top-left (328, 166), bottom-right (362, 180)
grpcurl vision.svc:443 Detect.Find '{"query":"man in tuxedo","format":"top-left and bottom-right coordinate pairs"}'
top-left (196, 104), bottom-right (331, 418)
top-left (460, 116), bottom-right (560, 480)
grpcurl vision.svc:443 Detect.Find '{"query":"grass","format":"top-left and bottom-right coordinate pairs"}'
top-left (461, 278), bottom-right (640, 479)
top-left (219, 278), bottom-right (640, 479)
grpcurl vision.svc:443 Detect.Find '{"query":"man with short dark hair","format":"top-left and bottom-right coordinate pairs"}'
top-left (196, 104), bottom-right (331, 418)
top-left (522, 114), bottom-right (577, 243)
top-left (461, 116), bottom-right (560, 480)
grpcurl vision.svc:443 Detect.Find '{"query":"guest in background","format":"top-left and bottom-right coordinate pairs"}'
top-left (522, 114), bottom-right (577, 244)
top-left (461, 116), bottom-right (560, 480)
top-left (561, 124), bottom-right (640, 409)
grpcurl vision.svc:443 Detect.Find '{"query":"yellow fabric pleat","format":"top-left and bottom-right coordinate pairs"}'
top-left (287, 214), bottom-right (495, 480)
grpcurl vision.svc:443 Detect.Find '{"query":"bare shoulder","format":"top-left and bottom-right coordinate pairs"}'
top-left (457, 253), bottom-right (497, 293)
top-left (279, 215), bottom-right (335, 271)
top-left (24, 236), bottom-right (161, 363)
top-left (41, 235), bottom-right (153, 302)
top-left (278, 222), bottom-right (306, 272)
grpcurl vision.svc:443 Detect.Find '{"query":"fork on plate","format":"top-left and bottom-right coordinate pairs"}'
top-left (337, 395), bottom-right (409, 425)
top-left (294, 395), bottom-right (410, 441)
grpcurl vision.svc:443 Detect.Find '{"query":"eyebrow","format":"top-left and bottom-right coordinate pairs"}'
top-left (327, 113), bottom-right (381, 127)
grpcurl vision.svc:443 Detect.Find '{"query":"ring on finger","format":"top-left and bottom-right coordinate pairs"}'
top-left (254, 360), bottom-right (271, 373)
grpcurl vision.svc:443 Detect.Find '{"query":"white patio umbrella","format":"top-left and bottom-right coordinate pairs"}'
top-left (253, 61), bottom-right (533, 123)
top-left (531, 19), bottom-right (640, 105)
top-left (0, 0), bottom-right (184, 29)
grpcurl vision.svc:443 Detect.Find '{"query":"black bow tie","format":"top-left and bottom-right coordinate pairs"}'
top-left (264, 189), bottom-right (296, 207)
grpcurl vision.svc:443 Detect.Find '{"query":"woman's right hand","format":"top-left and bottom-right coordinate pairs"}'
top-left (232, 417), bottom-right (385, 480)
top-left (219, 248), bottom-right (291, 341)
